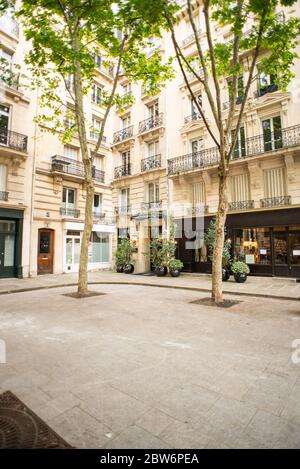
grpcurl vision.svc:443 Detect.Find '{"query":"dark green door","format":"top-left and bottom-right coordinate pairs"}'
top-left (0, 220), bottom-right (16, 278)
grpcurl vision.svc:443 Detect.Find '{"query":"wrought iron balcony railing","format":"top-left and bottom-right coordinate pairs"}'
top-left (222, 95), bottom-right (243, 110)
top-left (255, 83), bottom-right (278, 98)
top-left (184, 113), bottom-right (202, 124)
top-left (182, 28), bottom-right (202, 47)
top-left (93, 210), bottom-right (106, 219)
top-left (113, 125), bottom-right (134, 144)
top-left (0, 15), bottom-right (19, 37)
top-left (93, 168), bottom-right (105, 183)
top-left (187, 205), bottom-right (209, 216)
top-left (60, 207), bottom-right (80, 218)
top-left (0, 128), bottom-right (28, 153)
top-left (139, 113), bottom-right (163, 134)
top-left (141, 201), bottom-right (162, 211)
top-left (229, 200), bottom-right (254, 211)
top-left (114, 163), bottom-right (131, 179)
top-left (114, 205), bottom-right (131, 215)
top-left (260, 196), bottom-right (291, 208)
top-left (168, 124), bottom-right (300, 175)
top-left (0, 191), bottom-right (8, 201)
top-left (51, 155), bottom-right (104, 182)
top-left (141, 154), bottom-right (161, 172)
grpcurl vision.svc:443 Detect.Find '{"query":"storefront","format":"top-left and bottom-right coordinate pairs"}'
top-left (63, 222), bottom-right (115, 273)
top-left (175, 207), bottom-right (300, 278)
top-left (0, 208), bottom-right (23, 278)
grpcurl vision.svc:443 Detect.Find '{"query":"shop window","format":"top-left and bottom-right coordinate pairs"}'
top-left (263, 167), bottom-right (286, 198)
top-left (233, 228), bottom-right (271, 265)
top-left (90, 232), bottom-right (110, 262)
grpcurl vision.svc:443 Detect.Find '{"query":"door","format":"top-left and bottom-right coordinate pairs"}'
top-left (65, 231), bottom-right (81, 272)
top-left (37, 229), bottom-right (54, 275)
top-left (0, 220), bottom-right (16, 278)
top-left (288, 230), bottom-right (300, 277)
top-left (272, 230), bottom-right (289, 276)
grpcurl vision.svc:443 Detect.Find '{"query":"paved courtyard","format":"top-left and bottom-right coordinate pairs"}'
top-left (1, 276), bottom-right (300, 448)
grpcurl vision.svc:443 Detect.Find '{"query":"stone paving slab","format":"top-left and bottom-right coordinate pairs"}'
top-left (1, 283), bottom-right (300, 448)
top-left (0, 270), bottom-right (299, 300)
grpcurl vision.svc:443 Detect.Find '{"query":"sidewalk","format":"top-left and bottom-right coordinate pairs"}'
top-left (0, 270), bottom-right (299, 300)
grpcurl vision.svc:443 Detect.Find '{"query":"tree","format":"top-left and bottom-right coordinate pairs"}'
top-left (18, 0), bottom-right (172, 296)
top-left (149, 0), bottom-right (300, 303)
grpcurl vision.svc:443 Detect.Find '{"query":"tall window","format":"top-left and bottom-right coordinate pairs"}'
top-left (94, 155), bottom-right (104, 170)
top-left (147, 101), bottom-right (159, 118)
top-left (0, 105), bottom-right (9, 145)
top-left (0, 164), bottom-right (7, 193)
top-left (120, 188), bottom-right (130, 209)
top-left (263, 167), bottom-right (286, 198)
top-left (66, 74), bottom-right (74, 92)
top-left (122, 82), bottom-right (131, 95)
top-left (227, 76), bottom-right (244, 103)
top-left (0, 49), bottom-right (13, 70)
top-left (91, 116), bottom-right (102, 140)
top-left (93, 193), bottom-right (102, 216)
top-left (191, 138), bottom-right (204, 154)
top-left (191, 93), bottom-right (202, 115)
top-left (121, 114), bottom-right (131, 129)
top-left (230, 174), bottom-right (250, 202)
top-left (92, 83), bottom-right (103, 105)
top-left (94, 53), bottom-right (102, 69)
top-left (62, 188), bottom-right (76, 214)
top-left (231, 126), bottom-right (246, 159)
top-left (147, 182), bottom-right (160, 203)
top-left (65, 109), bottom-right (76, 130)
top-left (64, 145), bottom-right (78, 160)
top-left (121, 150), bottom-right (130, 167)
top-left (262, 116), bottom-right (282, 151)
top-left (191, 181), bottom-right (205, 207)
top-left (147, 140), bottom-right (159, 157)
top-left (257, 71), bottom-right (277, 96)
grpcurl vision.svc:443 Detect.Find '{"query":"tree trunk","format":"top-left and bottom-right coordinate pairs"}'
top-left (211, 163), bottom-right (228, 304)
top-left (72, 33), bottom-right (94, 297)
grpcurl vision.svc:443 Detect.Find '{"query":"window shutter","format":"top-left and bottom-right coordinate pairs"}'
top-left (263, 168), bottom-right (286, 198)
top-left (230, 174), bottom-right (250, 202)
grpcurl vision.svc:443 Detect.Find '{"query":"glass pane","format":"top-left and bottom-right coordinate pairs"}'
top-left (0, 220), bottom-right (16, 233)
top-left (74, 238), bottom-right (80, 264)
top-left (91, 232), bottom-right (101, 262)
top-left (68, 189), bottom-right (75, 204)
top-left (273, 116), bottom-right (282, 149)
top-left (100, 233), bottom-right (109, 262)
top-left (233, 228), bottom-right (271, 265)
top-left (290, 232), bottom-right (300, 266)
top-left (39, 232), bottom-right (51, 254)
top-left (274, 233), bottom-right (288, 264)
top-left (66, 238), bottom-right (73, 264)
top-left (262, 119), bottom-right (272, 151)
top-left (4, 234), bottom-right (15, 267)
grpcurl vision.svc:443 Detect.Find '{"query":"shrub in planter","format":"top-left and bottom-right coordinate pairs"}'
top-left (155, 266), bottom-right (168, 276)
top-left (204, 218), bottom-right (232, 280)
top-left (231, 261), bottom-right (250, 283)
top-left (114, 238), bottom-right (134, 274)
top-left (222, 267), bottom-right (230, 281)
top-left (169, 259), bottom-right (184, 277)
top-left (124, 263), bottom-right (134, 274)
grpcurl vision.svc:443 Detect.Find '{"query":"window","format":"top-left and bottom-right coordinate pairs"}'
top-left (0, 105), bottom-right (9, 145)
top-left (65, 109), bottom-right (76, 130)
top-left (122, 82), bottom-right (131, 95)
top-left (92, 83), bottom-right (103, 105)
top-left (191, 181), bottom-right (205, 207)
top-left (233, 228), bottom-right (271, 265)
top-left (90, 232), bottom-right (110, 263)
top-left (147, 101), bottom-right (159, 118)
top-left (191, 93), bottom-right (202, 115)
top-left (262, 116), bottom-right (282, 151)
top-left (94, 155), bottom-right (103, 170)
top-left (227, 76), bottom-right (244, 103)
top-left (121, 114), bottom-right (131, 129)
top-left (230, 174), bottom-right (250, 202)
top-left (231, 126), bottom-right (246, 159)
top-left (121, 150), bottom-right (130, 167)
top-left (94, 54), bottom-right (102, 69)
top-left (64, 146), bottom-right (78, 160)
top-left (93, 193), bottom-right (102, 216)
top-left (147, 140), bottom-right (159, 157)
top-left (62, 187), bottom-right (76, 214)
top-left (191, 138), bottom-right (204, 154)
top-left (258, 71), bottom-right (277, 96)
top-left (0, 164), bottom-right (7, 192)
top-left (66, 74), bottom-right (74, 92)
top-left (0, 49), bottom-right (13, 70)
top-left (120, 188), bottom-right (130, 210)
top-left (91, 116), bottom-right (102, 140)
top-left (263, 167), bottom-right (286, 198)
top-left (147, 182), bottom-right (160, 203)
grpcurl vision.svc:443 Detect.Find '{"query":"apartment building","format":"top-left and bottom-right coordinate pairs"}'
top-left (1, 2), bottom-right (300, 279)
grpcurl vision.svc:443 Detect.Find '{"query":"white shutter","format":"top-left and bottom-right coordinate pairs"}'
top-left (0, 164), bottom-right (7, 191)
top-left (263, 167), bottom-right (286, 198)
top-left (191, 181), bottom-right (205, 206)
top-left (230, 174), bottom-right (250, 202)
top-left (64, 146), bottom-right (78, 160)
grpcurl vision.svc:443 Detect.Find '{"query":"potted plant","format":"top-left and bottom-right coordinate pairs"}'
top-left (114, 238), bottom-right (134, 274)
top-left (169, 258), bottom-right (183, 277)
top-left (231, 261), bottom-right (250, 283)
top-left (114, 240), bottom-right (126, 273)
top-left (146, 238), bottom-right (167, 276)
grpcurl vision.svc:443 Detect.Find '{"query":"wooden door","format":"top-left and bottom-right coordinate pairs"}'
top-left (38, 229), bottom-right (54, 275)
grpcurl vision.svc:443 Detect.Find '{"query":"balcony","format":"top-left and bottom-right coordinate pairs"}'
top-left (114, 205), bottom-right (131, 215)
top-left (255, 83), bottom-right (278, 98)
top-left (114, 163), bottom-right (131, 179)
top-left (93, 210), bottom-right (106, 220)
top-left (0, 15), bottom-right (19, 37)
top-left (141, 154), bottom-right (161, 172)
top-left (229, 200), bottom-right (254, 211)
top-left (182, 29), bottom-right (202, 47)
top-left (260, 196), bottom-right (291, 208)
top-left (187, 205), bottom-right (209, 216)
top-left (51, 155), bottom-right (105, 183)
top-left (168, 124), bottom-right (300, 176)
top-left (0, 128), bottom-right (28, 154)
top-left (139, 113), bottom-right (163, 134)
top-left (60, 207), bottom-right (80, 218)
top-left (0, 191), bottom-right (8, 201)
top-left (113, 125), bottom-right (134, 144)
top-left (141, 201), bottom-right (162, 211)
top-left (184, 113), bottom-right (201, 124)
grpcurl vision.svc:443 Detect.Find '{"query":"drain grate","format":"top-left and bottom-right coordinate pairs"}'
top-left (0, 391), bottom-right (72, 449)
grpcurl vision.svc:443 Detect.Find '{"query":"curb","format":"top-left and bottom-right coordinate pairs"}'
top-left (0, 281), bottom-right (299, 302)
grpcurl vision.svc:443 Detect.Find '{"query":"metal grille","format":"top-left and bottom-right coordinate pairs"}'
top-left (113, 125), bottom-right (134, 143)
top-left (114, 164), bottom-right (131, 179)
top-left (0, 128), bottom-right (28, 153)
top-left (260, 196), bottom-right (291, 208)
top-left (139, 113), bottom-right (163, 133)
top-left (141, 154), bottom-right (161, 172)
